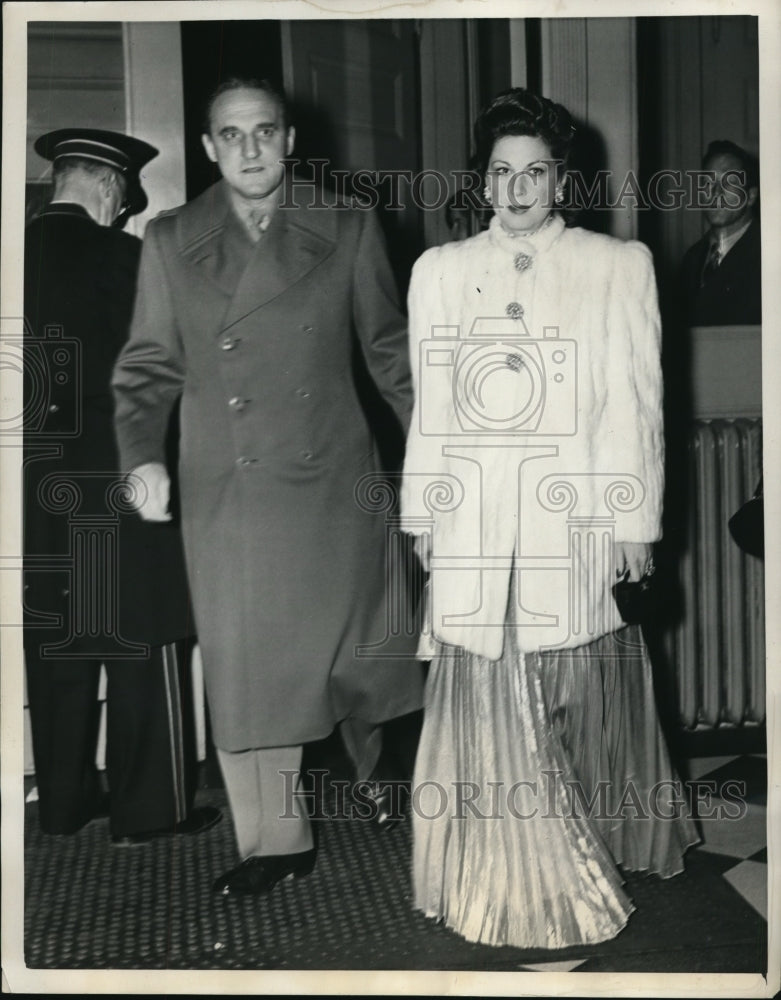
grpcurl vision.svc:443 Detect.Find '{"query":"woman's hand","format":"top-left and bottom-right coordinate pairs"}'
top-left (414, 533), bottom-right (431, 574)
top-left (614, 541), bottom-right (654, 582)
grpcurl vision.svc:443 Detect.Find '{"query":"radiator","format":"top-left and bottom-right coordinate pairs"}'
top-left (664, 418), bottom-right (765, 728)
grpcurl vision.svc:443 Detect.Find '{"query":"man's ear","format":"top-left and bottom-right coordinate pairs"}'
top-left (286, 127), bottom-right (296, 158)
top-left (202, 133), bottom-right (218, 163)
top-left (99, 169), bottom-right (118, 199)
top-left (747, 185), bottom-right (759, 210)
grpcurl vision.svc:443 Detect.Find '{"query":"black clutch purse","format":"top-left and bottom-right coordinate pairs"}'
top-left (729, 477), bottom-right (764, 559)
top-left (612, 574), bottom-right (655, 625)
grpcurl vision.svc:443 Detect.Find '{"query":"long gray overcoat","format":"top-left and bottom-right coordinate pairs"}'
top-left (112, 180), bottom-right (423, 751)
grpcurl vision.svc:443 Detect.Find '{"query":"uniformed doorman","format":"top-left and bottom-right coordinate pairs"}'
top-left (24, 128), bottom-right (221, 844)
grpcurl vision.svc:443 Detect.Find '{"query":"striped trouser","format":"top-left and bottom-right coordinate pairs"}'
top-left (25, 639), bottom-right (196, 837)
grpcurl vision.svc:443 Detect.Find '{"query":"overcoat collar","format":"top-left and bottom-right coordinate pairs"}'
top-left (37, 202), bottom-right (95, 223)
top-left (175, 178), bottom-right (338, 332)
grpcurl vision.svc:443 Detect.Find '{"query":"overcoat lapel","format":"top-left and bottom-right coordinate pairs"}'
top-left (220, 204), bottom-right (336, 334)
top-left (177, 183), bottom-right (238, 299)
top-left (174, 179), bottom-right (337, 337)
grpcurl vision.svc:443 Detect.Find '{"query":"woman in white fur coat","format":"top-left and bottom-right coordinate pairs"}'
top-left (401, 89), bottom-right (698, 950)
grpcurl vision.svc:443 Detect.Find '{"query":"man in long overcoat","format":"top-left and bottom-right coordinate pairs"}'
top-left (112, 79), bottom-right (422, 894)
top-left (24, 129), bottom-right (220, 843)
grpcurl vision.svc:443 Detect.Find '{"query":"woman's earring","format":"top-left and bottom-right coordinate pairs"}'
top-left (554, 187), bottom-right (564, 205)
top-left (483, 185), bottom-right (492, 205)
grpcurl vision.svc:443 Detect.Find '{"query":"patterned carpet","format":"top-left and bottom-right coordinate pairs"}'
top-left (21, 746), bottom-right (768, 975)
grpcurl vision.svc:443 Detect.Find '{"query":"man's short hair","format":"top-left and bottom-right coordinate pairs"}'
top-left (202, 77), bottom-right (290, 134)
top-left (51, 156), bottom-right (121, 196)
top-left (702, 139), bottom-right (759, 190)
top-left (52, 156), bottom-right (115, 180)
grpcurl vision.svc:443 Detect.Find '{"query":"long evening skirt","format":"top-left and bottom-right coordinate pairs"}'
top-left (412, 622), bottom-right (699, 949)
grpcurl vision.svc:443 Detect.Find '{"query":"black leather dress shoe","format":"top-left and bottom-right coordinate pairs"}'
top-left (213, 849), bottom-right (316, 896)
top-left (111, 805), bottom-right (222, 846)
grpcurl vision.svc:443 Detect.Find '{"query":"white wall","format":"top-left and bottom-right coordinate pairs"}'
top-left (122, 22), bottom-right (186, 236)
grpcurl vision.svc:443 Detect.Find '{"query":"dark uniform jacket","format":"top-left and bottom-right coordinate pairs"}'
top-left (680, 217), bottom-right (762, 327)
top-left (113, 181), bottom-right (423, 750)
top-left (23, 203), bottom-right (193, 658)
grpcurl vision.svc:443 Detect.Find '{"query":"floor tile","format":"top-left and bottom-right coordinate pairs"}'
top-left (688, 846), bottom-right (749, 875)
top-left (685, 755), bottom-right (738, 781)
top-left (690, 755), bottom-right (767, 805)
top-left (696, 800), bottom-right (767, 860)
top-left (723, 860), bottom-right (768, 920)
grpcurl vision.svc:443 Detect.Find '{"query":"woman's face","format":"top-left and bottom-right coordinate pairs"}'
top-left (486, 134), bottom-right (560, 235)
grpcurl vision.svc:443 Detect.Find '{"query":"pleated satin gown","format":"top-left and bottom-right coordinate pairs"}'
top-left (412, 604), bottom-right (699, 949)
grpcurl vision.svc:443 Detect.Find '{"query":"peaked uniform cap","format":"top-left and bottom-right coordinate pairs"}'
top-left (35, 128), bottom-right (158, 221)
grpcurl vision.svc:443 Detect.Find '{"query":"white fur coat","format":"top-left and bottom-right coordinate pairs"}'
top-left (401, 214), bottom-right (664, 660)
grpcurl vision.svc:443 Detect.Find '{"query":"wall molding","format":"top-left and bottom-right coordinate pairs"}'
top-left (122, 22), bottom-right (186, 237)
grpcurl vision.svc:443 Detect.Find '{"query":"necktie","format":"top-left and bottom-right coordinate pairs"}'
top-left (700, 242), bottom-right (722, 286)
top-left (246, 210), bottom-right (270, 242)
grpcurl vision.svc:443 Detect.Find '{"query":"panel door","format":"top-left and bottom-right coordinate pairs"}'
top-left (281, 18), bottom-right (422, 289)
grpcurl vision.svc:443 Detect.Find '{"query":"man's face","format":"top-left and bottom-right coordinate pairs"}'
top-left (703, 152), bottom-right (757, 231)
top-left (202, 88), bottom-right (295, 202)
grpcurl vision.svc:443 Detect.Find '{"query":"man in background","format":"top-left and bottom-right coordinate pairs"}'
top-left (24, 129), bottom-right (220, 845)
top-left (681, 139), bottom-right (761, 326)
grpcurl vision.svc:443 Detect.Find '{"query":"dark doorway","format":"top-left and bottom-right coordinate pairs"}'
top-left (180, 20), bottom-right (284, 201)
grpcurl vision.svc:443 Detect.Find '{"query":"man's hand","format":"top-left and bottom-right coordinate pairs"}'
top-left (127, 462), bottom-right (172, 522)
top-left (614, 541), bottom-right (654, 582)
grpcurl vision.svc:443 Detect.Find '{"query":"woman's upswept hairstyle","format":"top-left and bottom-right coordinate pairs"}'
top-left (474, 88), bottom-right (575, 176)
